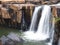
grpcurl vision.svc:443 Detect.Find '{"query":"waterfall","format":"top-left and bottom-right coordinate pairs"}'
top-left (29, 6), bottom-right (42, 31)
top-left (36, 5), bottom-right (51, 35)
top-left (23, 5), bottom-right (54, 44)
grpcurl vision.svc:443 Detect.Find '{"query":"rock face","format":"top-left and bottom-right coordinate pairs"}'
top-left (58, 38), bottom-right (60, 45)
top-left (52, 20), bottom-right (60, 45)
top-left (50, 0), bottom-right (59, 3)
top-left (0, 40), bottom-right (2, 45)
top-left (1, 0), bottom-right (25, 4)
top-left (0, 32), bottom-right (24, 45)
top-left (0, 4), bottom-right (34, 29)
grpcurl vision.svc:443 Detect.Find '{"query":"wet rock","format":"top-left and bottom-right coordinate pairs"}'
top-left (5, 39), bottom-right (14, 45)
top-left (5, 39), bottom-right (23, 45)
top-left (0, 40), bottom-right (2, 45)
top-left (52, 20), bottom-right (60, 45)
top-left (7, 32), bottom-right (20, 42)
top-left (7, 32), bottom-right (24, 45)
top-left (0, 35), bottom-right (9, 45)
top-left (0, 32), bottom-right (24, 45)
top-left (45, 38), bottom-right (50, 42)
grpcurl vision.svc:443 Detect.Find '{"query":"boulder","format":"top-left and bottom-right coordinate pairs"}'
top-left (7, 32), bottom-right (24, 45)
top-left (7, 32), bottom-right (21, 42)
top-left (0, 35), bottom-right (9, 45)
top-left (0, 32), bottom-right (24, 45)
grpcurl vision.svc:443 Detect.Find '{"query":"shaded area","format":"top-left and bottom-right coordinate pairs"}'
top-left (52, 18), bottom-right (60, 45)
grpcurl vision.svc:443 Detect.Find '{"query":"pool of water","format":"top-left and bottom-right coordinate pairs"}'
top-left (23, 41), bottom-right (47, 45)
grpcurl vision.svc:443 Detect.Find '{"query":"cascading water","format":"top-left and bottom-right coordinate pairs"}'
top-left (29, 6), bottom-right (42, 31)
top-left (23, 5), bottom-right (54, 45)
top-left (23, 6), bottom-right (42, 37)
top-left (36, 5), bottom-right (51, 34)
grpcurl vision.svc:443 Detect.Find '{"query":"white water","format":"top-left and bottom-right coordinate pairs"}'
top-left (29, 6), bottom-right (42, 31)
top-left (36, 5), bottom-right (51, 35)
top-left (23, 5), bottom-right (54, 44)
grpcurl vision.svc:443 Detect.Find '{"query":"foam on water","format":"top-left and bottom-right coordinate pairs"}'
top-left (23, 31), bottom-right (49, 41)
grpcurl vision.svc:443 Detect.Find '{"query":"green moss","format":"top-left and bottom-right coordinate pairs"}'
top-left (0, 27), bottom-right (20, 37)
top-left (55, 17), bottom-right (60, 23)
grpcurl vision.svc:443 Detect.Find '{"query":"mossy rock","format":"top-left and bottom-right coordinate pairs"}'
top-left (55, 17), bottom-right (60, 31)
